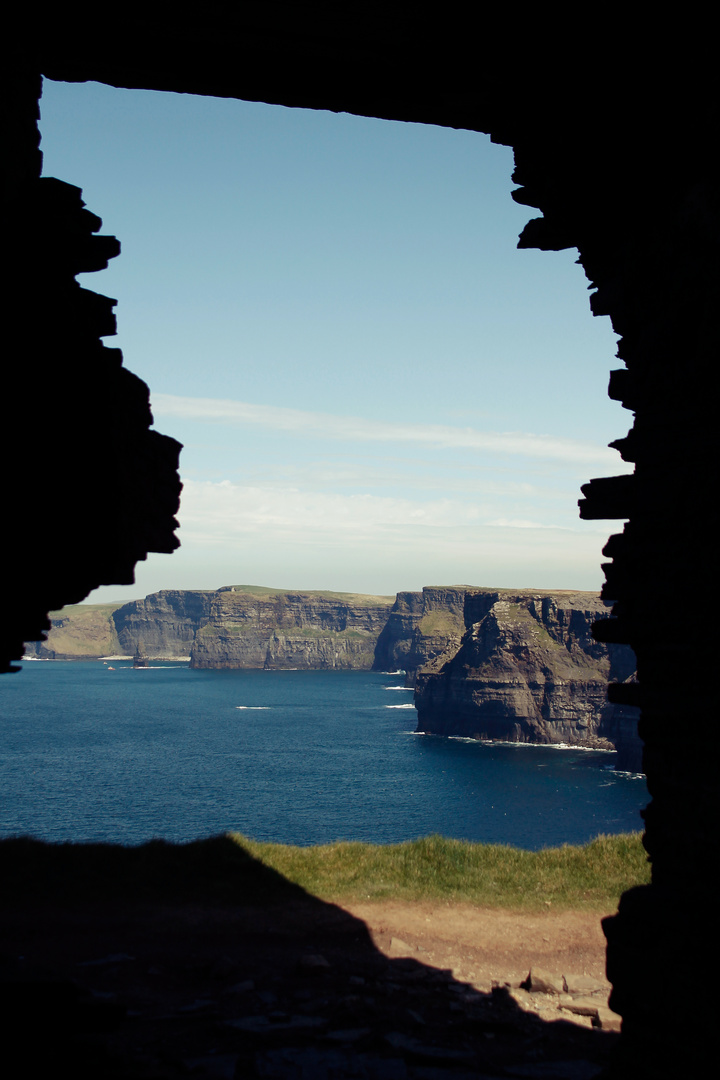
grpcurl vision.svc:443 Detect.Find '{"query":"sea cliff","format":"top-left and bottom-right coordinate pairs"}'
top-left (372, 586), bottom-right (467, 683)
top-left (23, 583), bottom-right (641, 769)
top-left (114, 590), bottom-right (215, 658)
top-left (189, 587), bottom-right (394, 670)
top-left (413, 589), bottom-right (639, 767)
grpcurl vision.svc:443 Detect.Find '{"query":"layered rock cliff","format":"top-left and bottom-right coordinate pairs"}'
top-left (113, 590), bottom-right (215, 658)
top-left (371, 586), bottom-right (468, 683)
top-left (414, 590), bottom-right (638, 755)
top-left (189, 588), bottom-right (394, 670)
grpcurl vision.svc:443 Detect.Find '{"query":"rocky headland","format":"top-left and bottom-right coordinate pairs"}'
top-left (21, 601), bottom-right (124, 660)
top-left (372, 586), bottom-right (467, 683)
top-left (413, 590), bottom-right (638, 763)
top-left (24, 584), bottom-right (640, 769)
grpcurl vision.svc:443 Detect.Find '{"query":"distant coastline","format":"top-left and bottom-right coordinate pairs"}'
top-left (23, 583), bottom-right (641, 770)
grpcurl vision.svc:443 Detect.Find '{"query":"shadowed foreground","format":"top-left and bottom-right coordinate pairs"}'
top-left (1, 835), bottom-right (622, 1078)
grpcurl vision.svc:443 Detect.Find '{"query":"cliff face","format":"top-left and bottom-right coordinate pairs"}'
top-left (372, 586), bottom-right (468, 683)
top-left (113, 590), bottom-right (214, 658)
top-left (22, 586), bottom-right (395, 666)
top-left (190, 589), bottom-right (394, 669)
top-left (414, 590), bottom-right (637, 750)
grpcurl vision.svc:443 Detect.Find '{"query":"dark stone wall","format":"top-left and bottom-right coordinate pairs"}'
top-left (3, 67), bottom-right (181, 673)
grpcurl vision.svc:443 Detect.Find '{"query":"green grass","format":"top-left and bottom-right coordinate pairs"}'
top-left (47, 602), bottom-right (127, 617)
top-left (222, 586), bottom-right (395, 605)
top-left (26, 603), bottom-right (123, 657)
top-left (1, 833), bottom-right (649, 912)
top-left (417, 611), bottom-right (464, 637)
top-left (230, 832), bottom-right (649, 911)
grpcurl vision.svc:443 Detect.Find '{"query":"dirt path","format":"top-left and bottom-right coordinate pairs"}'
top-left (343, 899), bottom-right (611, 990)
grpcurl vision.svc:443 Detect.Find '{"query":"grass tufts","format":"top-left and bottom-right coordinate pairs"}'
top-left (229, 831), bottom-right (649, 910)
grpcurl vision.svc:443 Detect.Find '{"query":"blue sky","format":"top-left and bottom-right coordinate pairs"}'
top-left (39, 79), bottom-right (630, 601)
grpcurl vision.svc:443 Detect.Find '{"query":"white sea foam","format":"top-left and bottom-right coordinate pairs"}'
top-left (386, 703), bottom-right (416, 709)
top-left (442, 736), bottom-right (617, 753)
top-left (235, 706), bottom-right (271, 710)
top-left (385, 685), bottom-right (413, 691)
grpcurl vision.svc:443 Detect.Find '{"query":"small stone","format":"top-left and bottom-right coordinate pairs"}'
top-left (562, 973), bottom-right (608, 996)
top-left (525, 968), bottom-right (565, 995)
top-left (595, 1004), bottom-right (622, 1031)
top-left (563, 996), bottom-right (600, 1017)
top-left (388, 937), bottom-right (414, 956)
top-left (559, 1009), bottom-right (595, 1029)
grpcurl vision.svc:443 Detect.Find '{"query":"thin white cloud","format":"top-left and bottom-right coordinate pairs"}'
top-left (177, 479), bottom-right (483, 539)
top-left (487, 517), bottom-right (573, 530)
top-left (176, 479), bottom-right (608, 544)
top-left (153, 394), bottom-right (623, 466)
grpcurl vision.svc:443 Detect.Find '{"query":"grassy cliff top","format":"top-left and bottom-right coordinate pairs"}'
top-left (48, 601), bottom-right (128, 618)
top-left (219, 586), bottom-right (395, 604)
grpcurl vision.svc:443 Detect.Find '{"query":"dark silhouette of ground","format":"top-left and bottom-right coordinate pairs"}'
top-left (0, 836), bottom-right (619, 1078)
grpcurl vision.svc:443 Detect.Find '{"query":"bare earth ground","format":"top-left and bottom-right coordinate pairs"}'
top-left (345, 900), bottom-right (610, 990)
top-left (0, 894), bottom-right (620, 1079)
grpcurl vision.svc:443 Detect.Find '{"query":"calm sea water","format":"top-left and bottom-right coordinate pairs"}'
top-left (0, 662), bottom-right (647, 850)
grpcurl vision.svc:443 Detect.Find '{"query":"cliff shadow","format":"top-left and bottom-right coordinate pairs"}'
top-left (0, 834), bottom-right (620, 1078)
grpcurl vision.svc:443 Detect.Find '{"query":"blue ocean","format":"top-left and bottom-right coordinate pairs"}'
top-left (0, 662), bottom-right (647, 850)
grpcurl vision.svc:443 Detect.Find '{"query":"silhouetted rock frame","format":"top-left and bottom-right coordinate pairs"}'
top-left (5, 7), bottom-right (716, 1077)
